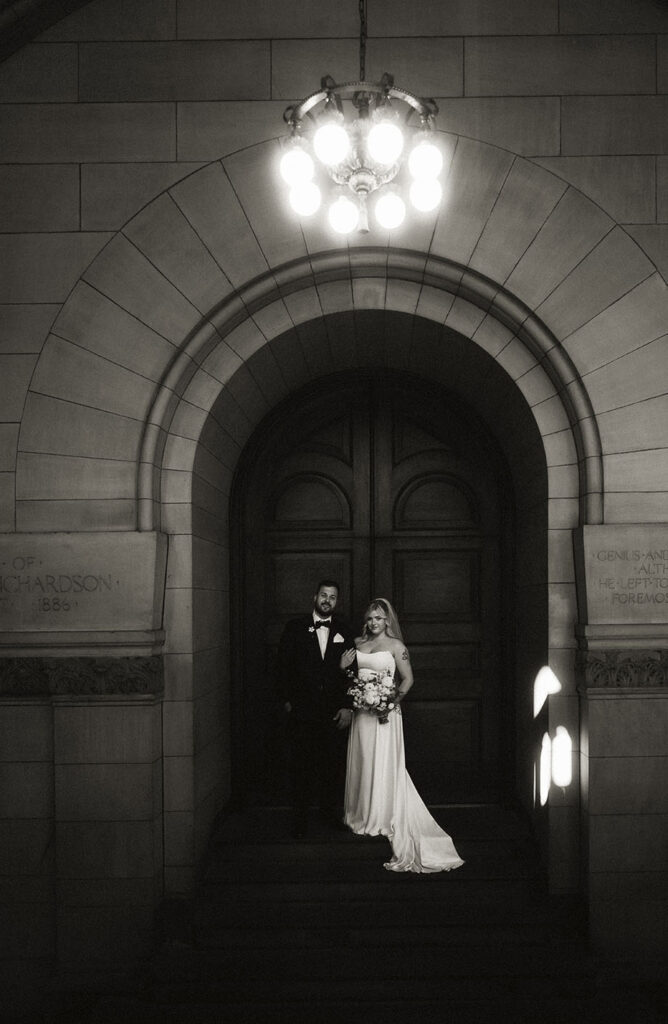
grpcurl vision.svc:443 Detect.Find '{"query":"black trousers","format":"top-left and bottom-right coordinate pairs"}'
top-left (288, 714), bottom-right (348, 816)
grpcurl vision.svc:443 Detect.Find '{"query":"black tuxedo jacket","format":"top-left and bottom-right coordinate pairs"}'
top-left (275, 614), bottom-right (355, 722)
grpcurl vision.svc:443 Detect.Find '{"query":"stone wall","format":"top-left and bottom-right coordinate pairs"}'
top-left (581, 680), bottom-right (668, 954)
top-left (1, 0), bottom-right (667, 987)
top-left (576, 526), bottom-right (668, 954)
top-left (1, 0), bottom-right (667, 526)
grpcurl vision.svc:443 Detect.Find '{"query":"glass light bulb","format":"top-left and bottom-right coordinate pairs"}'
top-left (367, 120), bottom-right (404, 166)
top-left (409, 178), bottom-right (442, 212)
top-left (408, 140), bottom-right (443, 179)
top-left (375, 192), bottom-right (405, 230)
top-left (328, 196), bottom-right (359, 234)
top-left (289, 182), bottom-right (321, 217)
top-left (313, 122), bottom-right (350, 166)
top-left (280, 146), bottom-right (314, 186)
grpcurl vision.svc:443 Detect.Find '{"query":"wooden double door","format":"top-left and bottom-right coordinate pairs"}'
top-left (236, 372), bottom-right (510, 804)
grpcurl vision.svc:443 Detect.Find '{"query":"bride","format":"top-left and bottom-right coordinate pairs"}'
top-left (340, 598), bottom-right (464, 874)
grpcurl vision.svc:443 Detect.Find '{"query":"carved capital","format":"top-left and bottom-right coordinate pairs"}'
top-left (0, 656), bottom-right (164, 696)
top-left (578, 650), bottom-right (668, 689)
top-left (0, 658), bottom-right (49, 695)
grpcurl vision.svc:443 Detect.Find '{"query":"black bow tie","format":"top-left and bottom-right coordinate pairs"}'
top-left (314, 619), bottom-right (331, 629)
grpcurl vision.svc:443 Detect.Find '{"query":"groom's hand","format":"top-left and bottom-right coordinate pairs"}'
top-left (333, 708), bottom-right (353, 730)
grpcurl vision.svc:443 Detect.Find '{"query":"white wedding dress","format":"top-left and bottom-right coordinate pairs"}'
top-left (344, 650), bottom-right (464, 873)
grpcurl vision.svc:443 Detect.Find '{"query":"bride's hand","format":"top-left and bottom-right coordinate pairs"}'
top-left (339, 647), bottom-right (356, 670)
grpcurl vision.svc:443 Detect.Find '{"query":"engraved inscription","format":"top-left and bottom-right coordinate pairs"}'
top-left (0, 553), bottom-right (119, 617)
top-left (594, 548), bottom-right (668, 607)
top-left (0, 534), bottom-right (166, 634)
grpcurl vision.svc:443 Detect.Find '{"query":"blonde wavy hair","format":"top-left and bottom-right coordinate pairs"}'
top-left (362, 597), bottom-right (404, 642)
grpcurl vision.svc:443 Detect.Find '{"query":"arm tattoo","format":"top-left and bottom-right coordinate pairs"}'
top-left (401, 648), bottom-right (409, 662)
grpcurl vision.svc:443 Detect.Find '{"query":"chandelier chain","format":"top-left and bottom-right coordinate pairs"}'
top-left (359, 0), bottom-right (367, 81)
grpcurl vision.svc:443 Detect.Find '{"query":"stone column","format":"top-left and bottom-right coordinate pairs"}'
top-left (0, 532), bottom-right (168, 994)
top-left (579, 652), bottom-right (668, 957)
top-left (0, 689), bottom-right (55, 1015)
top-left (51, 660), bottom-right (163, 979)
top-left (575, 527), bottom-right (668, 962)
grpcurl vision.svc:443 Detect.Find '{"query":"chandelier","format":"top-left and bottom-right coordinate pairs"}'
top-left (278, 2), bottom-right (444, 234)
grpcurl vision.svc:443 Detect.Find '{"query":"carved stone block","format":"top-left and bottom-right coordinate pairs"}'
top-left (579, 649), bottom-right (668, 689)
top-left (0, 656), bottom-right (163, 695)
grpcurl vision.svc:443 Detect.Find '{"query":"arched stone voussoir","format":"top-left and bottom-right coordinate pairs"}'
top-left (52, 280), bottom-right (181, 382)
top-left (33, 132), bottom-right (660, 536)
top-left (512, 362), bottom-right (558, 411)
top-left (351, 277), bottom-right (387, 312)
top-left (504, 187), bottom-right (614, 314)
top-left (19, 392), bottom-right (143, 465)
top-left (561, 272), bottom-right (668, 383)
top-left (82, 233), bottom-right (203, 347)
top-left (383, 278), bottom-right (421, 318)
top-left (36, 129), bottom-right (654, 405)
top-left (429, 135), bottom-right (516, 268)
top-left (468, 156), bottom-right (568, 286)
top-left (137, 247), bottom-right (604, 529)
top-left (222, 140), bottom-right (310, 270)
top-left (123, 192), bottom-right (235, 318)
top-left (27, 332), bottom-right (157, 426)
top-left (168, 159), bottom-right (271, 293)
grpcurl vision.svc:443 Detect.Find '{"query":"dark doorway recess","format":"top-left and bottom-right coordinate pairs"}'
top-left (231, 370), bottom-right (515, 806)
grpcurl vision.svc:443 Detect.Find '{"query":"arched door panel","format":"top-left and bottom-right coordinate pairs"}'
top-left (236, 373), bottom-right (511, 804)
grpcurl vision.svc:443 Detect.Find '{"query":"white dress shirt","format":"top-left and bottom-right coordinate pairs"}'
top-left (312, 612), bottom-right (331, 659)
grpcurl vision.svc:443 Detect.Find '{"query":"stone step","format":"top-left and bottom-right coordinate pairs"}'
top-left (70, 802), bottom-right (663, 1024)
top-left (191, 921), bottom-right (563, 950)
top-left (195, 897), bottom-right (561, 942)
top-left (207, 834), bottom-right (532, 859)
top-left (84, 993), bottom-right (613, 1024)
top-left (152, 943), bottom-right (593, 983)
top-left (197, 874), bottom-right (546, 906)
top-left (209, 805), bottom-right (531, 846)
top-left (142, 805), bottom-right (601, 1024)
top-left (152, 971), bottom-right (593, 1007)
top-left (202, 853), bottom-right (535, 884)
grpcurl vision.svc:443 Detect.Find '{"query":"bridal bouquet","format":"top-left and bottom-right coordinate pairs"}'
top-left (346, 669), bottom-right (396, 724)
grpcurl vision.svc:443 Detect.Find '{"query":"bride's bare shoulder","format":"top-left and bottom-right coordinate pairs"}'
top-left (388, 636), bottom-right (408, 656)
top-left (354, 636), bottom-right (366, 646)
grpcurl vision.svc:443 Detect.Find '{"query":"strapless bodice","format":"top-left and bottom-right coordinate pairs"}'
top-left (357, 650), bottom-right (395, 680)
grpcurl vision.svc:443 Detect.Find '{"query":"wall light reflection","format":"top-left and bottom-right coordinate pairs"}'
top-left (551, 725), bottom-right (573, 788)
top-left (533, 666), bottom-right (562, 718)
top-left (540, 732), bottom-right (552, 806)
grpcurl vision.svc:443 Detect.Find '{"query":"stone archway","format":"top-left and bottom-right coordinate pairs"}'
top-left (228, 343), bottom-right (544, 810)
top-left (138, 252), bottom-right (584, 886)
top-left (17, 134), bottom-right (666, 535)
top-left (138, 247), bottom-right (603, 529)
top-left (11, 133), bottom-right (668, 912)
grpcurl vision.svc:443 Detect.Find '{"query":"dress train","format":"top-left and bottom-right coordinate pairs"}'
top-left (344, 651), bottom-right (464, 873)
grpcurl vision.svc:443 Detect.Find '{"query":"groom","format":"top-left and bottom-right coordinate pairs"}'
top-left (276, 579), bottom-right (355, 837)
